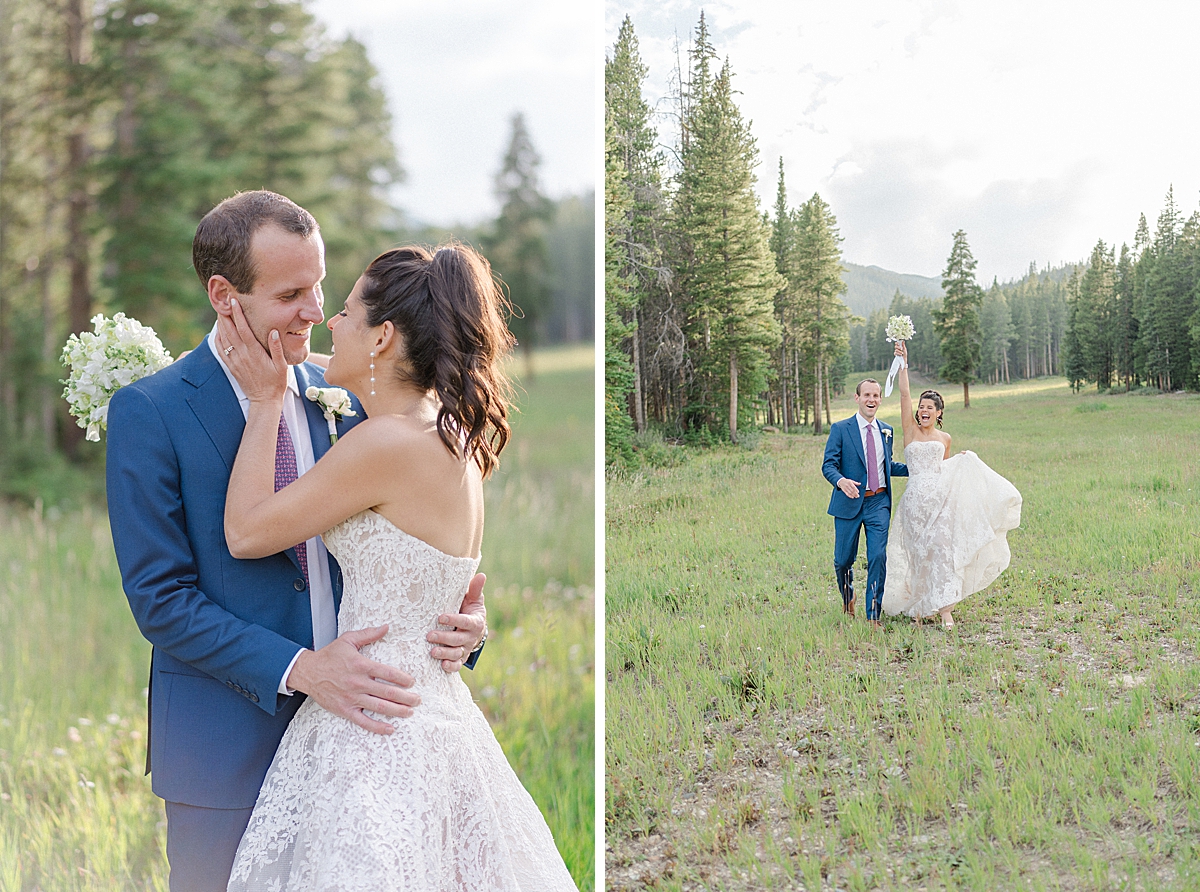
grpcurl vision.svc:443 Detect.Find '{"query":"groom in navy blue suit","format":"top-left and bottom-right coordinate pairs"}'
top-left (821, 378), bottom-right (907, 627)
top-left (106, 191), bottom-right (487, 891)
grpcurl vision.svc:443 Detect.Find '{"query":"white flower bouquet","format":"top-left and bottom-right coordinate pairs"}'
top-left (883, 315), bottom-right (914, 396)
top-left (305, 385), bottom-right (357, 444)
top-left (61, 313), bottom-right (173, 441)
top-left (885, 314), bottom-right (915, 342)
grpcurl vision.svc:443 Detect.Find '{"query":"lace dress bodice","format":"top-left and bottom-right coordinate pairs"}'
top-left (228, 510), bottom-right (578, 892)
top-left (903, 439), bottom-right (948, 480)
top-left (326, 509), bottom-right (480, 696)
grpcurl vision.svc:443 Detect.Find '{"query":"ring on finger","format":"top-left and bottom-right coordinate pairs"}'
top-left (224, 345), bottom-right (234, 356)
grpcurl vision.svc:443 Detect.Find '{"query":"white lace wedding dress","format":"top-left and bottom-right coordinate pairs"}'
top-left (882, 440), bottom-right (1022, 619)
top-left (227, 509), bottom-right (578, 891)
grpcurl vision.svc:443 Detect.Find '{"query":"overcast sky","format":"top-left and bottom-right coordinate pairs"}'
top-left (606, 1), bottom-right (1200, 284)
top-left (308, 0), bottom-right (597, 228)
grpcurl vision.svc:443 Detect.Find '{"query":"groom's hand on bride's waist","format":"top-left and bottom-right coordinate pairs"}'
top-left (427, 572), bottom-right (487, 673)
top-left (286, 625), bottom-right (420, 735)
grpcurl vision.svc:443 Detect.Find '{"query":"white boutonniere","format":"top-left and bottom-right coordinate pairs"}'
top-left (881, 426), bottom-right (893, 439)
top-left (305, 386), bottom-right (357, 444)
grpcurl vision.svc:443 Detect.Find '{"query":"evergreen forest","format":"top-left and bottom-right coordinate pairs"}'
top-left (605, 13), bottom-right (1200, 466)
top-left (0, 0), bottom-right (593, 502)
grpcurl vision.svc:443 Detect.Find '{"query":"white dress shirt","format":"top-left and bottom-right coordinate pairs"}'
top-left (207, 330), bottom-right (338, 694)
top-left (855, 412), bottom-right (886, 490)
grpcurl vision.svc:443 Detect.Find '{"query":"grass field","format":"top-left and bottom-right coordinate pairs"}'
top-left (606, 375), bottom-right (1200, 891)
top-left (0, 344), bottom-right (595, 891)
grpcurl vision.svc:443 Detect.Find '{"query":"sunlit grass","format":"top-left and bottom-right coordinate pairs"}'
top-left (606, 377), bottom-right (1200, 891)
top-left (0, 349), bottom-right (595, 891)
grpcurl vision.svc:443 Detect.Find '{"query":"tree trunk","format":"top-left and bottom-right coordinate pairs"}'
top-left (39, 257), bottom-right (57, 449)
top-left (63, 0), bottom-right (93, 456)
top-left (824, 371), bottom-right (832, 428)
top-left (728, 352), bottom-right (738, 444)
top-left (779, 339), bottom-right (788, 430)
top-left (962, 380), bottom-right (970, 409)
top-left (631, 309), bottom-right (645, 433)
top-left (813, 359), bottom-right (823, 436)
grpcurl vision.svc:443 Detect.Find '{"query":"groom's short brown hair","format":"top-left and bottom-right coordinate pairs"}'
top-left (192, 191), bottom-right (318, 294)
top-left (855, 378), bottom-right (880, 396)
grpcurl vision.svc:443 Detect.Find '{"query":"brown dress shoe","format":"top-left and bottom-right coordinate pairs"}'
top-left (843, 596), bottom-right (856, 617)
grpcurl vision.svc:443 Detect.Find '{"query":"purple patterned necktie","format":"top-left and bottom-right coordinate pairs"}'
top-left (866, 422), bottom-right (880, 492)
top-left (274, 414), bottom-right (309, 584)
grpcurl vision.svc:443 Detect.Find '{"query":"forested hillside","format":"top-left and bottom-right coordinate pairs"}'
top-left (840, 263), bottom-right (943, 317)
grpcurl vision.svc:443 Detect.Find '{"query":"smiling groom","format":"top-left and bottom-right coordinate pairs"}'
top-left (821, 378), bottom-right (908, 627)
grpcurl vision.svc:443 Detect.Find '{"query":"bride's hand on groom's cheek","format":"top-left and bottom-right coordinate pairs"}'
top-left (428, 572), bottom-right (487, 673)
top-left (216, 298), bottom-right (287, 403)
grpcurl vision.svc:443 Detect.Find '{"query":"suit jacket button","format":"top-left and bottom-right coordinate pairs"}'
top-left (294, 578), bottom-right (306, 591)
top-left (249, 693), bottom-right (259, 703)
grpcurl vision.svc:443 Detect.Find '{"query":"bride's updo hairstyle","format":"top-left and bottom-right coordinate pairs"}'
top-left (917, 389), bottom-right (945, 428)
top-left (359, 242), bottom-right (515, 477)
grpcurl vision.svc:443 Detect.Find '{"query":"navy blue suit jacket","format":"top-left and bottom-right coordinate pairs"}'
top-left (822, 414), bottom-right (908, 519)
top-left (106, 340), bottom-right (363, 809)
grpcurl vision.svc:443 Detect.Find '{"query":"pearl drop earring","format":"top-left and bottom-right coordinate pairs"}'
top-left (369, 351), bottom-right (376, 395)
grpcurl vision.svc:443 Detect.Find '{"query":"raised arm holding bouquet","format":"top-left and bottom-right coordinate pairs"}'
top-left (883, 314), bottom-right (914, 397)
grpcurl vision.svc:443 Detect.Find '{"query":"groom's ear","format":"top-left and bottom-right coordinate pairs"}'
top-left (207, 275), bottom-right (237, 316)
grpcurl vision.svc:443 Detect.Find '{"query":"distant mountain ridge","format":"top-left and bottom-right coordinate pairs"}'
top-left (839, 262), bottom-right (943, 318)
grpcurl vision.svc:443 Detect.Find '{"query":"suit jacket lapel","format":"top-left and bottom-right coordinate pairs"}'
top-left (185, 343), bottom-right (307, 578)
top-left (847, 415), bottom-right (866, 468)
top-left (183, 341), bottom-right (244, 472)
top-left (294, 364), bottom-right (334, 463)
top-left (293, 363), bottom-right (343, 607)
top-left (879, 422), bottom-right (892, 486)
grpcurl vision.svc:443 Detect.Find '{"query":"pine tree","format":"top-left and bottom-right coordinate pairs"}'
top-left (1062, 268), bottom-right (1087, 392)
top-left (672, 47), bottom-right (781, 443)
top-left (606, 15), bottom-right (667, 433)
top-left (769, 158), bottom-right (799, 429)
top-left (979, 281), bottom-right (1014, 384)
top-left (1135, 188), bottom-right (1198, 391)
top-left (793, 192), bottom-right (849, 434)
top-left (487, 112), bottom-right (552, 378)
top-left (1075, 240), bottom-right (1116, 389)
top-left (604, 114), bottom-right (637, 466)
top-left (932, 229), bottom-right (984, 407)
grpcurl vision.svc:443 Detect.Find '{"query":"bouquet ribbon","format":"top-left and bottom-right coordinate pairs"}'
top-left (884, 355), bottom-right (907, 397)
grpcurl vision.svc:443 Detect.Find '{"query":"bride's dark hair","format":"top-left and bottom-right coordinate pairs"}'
top-left (359, 242), bottom-right (515, 477)
top-left (917, 390), bottom-right (945, 428)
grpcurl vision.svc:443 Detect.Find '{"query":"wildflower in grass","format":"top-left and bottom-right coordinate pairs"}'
top-left (61, 313), bottom-right (173, 441)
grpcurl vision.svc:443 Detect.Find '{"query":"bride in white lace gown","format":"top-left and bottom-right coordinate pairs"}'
top-left (217, 243), bottom-right (578, 890)
top-left (881, 341), bottom-right (1021, 627)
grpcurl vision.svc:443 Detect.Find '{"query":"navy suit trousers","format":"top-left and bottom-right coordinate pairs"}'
top-left (833, 491), bottom-right (891, 620)
top-left (165, 801), bottom-right (255, 892)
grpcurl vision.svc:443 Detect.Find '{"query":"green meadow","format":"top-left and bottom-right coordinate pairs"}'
top-left (0, 345), bottom-right (595, 891)
top-left (606, 376), bottom-right (1199, 891)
